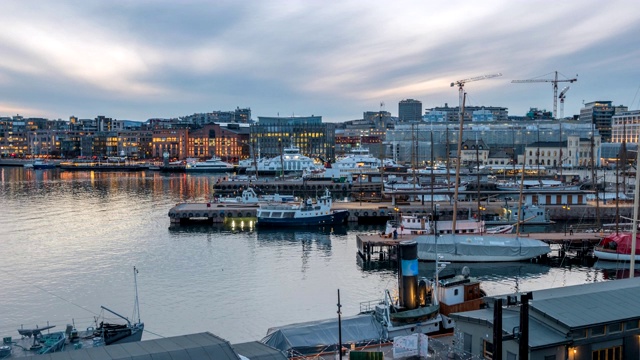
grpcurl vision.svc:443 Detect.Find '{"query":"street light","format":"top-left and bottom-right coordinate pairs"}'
top-left (562, 204), bottom-right (571, 235)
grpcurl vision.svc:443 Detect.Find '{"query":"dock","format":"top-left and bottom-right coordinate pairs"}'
top-left (356, 231), bottom-right (605, 264)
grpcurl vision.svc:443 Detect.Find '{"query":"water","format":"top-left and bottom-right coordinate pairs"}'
top-left (0, 167), bottom-right (634, 344)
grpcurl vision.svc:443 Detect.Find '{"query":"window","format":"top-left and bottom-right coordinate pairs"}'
top-left (608, 323), bottom-right (622, 333)
top-left (625, 319), bottom-right (639, 330)
top-left (591, 325), bottom-right (606, 336)
top-left (592, 346), bottom-right (622, 360)
top-left (463, 333), bottom-right (472, 353)
top-left (571, 329), bottom-right (587, 339)
top-left (507, 352), bottom-right (517, 360)
top-left (483, 340), bottom-right (493, 359)
top-left (454, 289), bottom-right (459, 296)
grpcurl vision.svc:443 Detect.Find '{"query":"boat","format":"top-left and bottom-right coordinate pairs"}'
top-left (332, 146), bottom-right (395, 173)
top-left (59, 160), bottom-right (148, 172)
top-left (485, 224), bottom-right (514, 234)
top-left (216, 187), bottom-right (298, 205)
top-left (32, 159), bottom-right (57, 169)
top-left (494, 179), bottom-right (582, 191)
top-left (255, 188), bottom-right (348, 227)
top-left (593, 233), bottom-right (640, 261)
top-left (245, 144), bottom-right (323, 175)
top-left (1, 267), bottom-right (144, 357)
top-left (384, 177), bottom-right (467, 193)
top-left (483, 203), bottom-right (552, 226)
top-left (415, 233), bottom-right (550, 262)
top-left (385, 214), bottom-right (485, 236)
top-left (185, 156), bottom-right (234, 173)
top-left (261, 241), bottom-right (486, 358)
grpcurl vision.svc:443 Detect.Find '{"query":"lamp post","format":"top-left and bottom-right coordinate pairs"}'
top-left (562, 204), bottom-right (571, 235)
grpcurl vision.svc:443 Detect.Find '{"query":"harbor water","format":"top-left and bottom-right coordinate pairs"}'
top-left (0, 167), bottom-right (636, 344)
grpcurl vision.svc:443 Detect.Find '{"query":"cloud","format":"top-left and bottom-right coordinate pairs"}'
top-left (0, 0), bottom-right (639, 121)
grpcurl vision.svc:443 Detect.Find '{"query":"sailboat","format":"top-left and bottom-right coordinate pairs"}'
top-left (1, 267), bottom-right (144, 357)
top-left (413, 82), bottom-right (550, 262)
top-left (594, 147), bottom-right (640, 264)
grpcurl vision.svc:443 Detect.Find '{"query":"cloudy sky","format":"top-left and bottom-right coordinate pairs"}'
top-left (1, 0), bottom-right (639, 122)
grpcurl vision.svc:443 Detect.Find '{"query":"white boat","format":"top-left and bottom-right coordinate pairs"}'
top-left (485, 224), bottom-right (514, 234)
top-left (246, 145), bottom-right (323, 175)
top-left (256, 188), bottom-right (348, 227)
top-left (415, 233), bottom-right (550, 262)
top-left (185, 156), bottom-right (234, 173)
top-left (385, 214), bottom-right (485, 236)
top-left (332, 146), bottom-right (397, 173)
top-left (484, 203), bottom-right (552, 226)
top-left (495, 179), bottom-right (582, 191)
top-left (216, 187), bottom-right (297, 204)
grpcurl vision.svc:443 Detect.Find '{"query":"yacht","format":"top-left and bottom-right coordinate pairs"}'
top-left (246, 145), bottom-right (323, 175)
top-left (333, 146), bottom-right (385, 173)
top-left (185, 156), bottom-right (234, 173)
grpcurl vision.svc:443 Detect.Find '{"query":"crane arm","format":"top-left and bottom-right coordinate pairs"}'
top-left (559, 86), bottom-right (570, 99)
top-left (511, 78), bottom-right (577, 83)
top-left (451, 73), bottom-right (502, 87)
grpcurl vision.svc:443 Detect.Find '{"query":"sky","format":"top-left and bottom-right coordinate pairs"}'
top-left (1, 0), bottom-right (639, 122)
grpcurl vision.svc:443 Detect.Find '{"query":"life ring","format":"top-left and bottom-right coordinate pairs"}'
top-left (188, 213), bottom-right (194, 217)
top-left (372, 212), bottom-right (377, 217)
top-left (228, 212), bottom-right (234, 217)
top-left (363, 212), bottom-right (368, 216)
top-left (380, 210), bottom-right (385, 216)
top-left (246, 212), bottom-right (253, 217)
top-left (354, 212), bottom-right (360, 217)
top-left (212, 213), bottom-right (218, 218)
top-left (195, 213), bottom-right (200, 218)
top-left (220, 212), bottom-right (225, 217)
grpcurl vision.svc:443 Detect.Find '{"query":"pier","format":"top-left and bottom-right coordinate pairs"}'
top-left (356, 231), bottom-right (605, 265)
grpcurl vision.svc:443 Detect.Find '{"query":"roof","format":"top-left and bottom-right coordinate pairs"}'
top-left (451, 307), bottom-right (569, 350)
top-left (530, 276), bottom-right (640, 328)
top-left (451, 277), bottom-right (640, 348)
top-left (21, 332), bottom-right (239, 360)
top-left (232, 341), bottom-right (287, 360)
top-left (261, 314), bottom-right (384, 356)
top-left (526, 141), bottom-right (567, 148)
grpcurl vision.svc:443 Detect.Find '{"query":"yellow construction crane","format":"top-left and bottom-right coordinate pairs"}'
top-left (511, 71), bottom-right (577, 119)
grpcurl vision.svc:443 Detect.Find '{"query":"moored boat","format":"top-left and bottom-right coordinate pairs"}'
top-left (593, 232), bottom-right (640, 262)
top-left (185, 156), bottom-right (234, 173)
top-left (32, 159), bottom-right (57, 169)
top-left (1, 267), bottom-right (144, 357)
top-left (256, 188), bottom-right (348, 227)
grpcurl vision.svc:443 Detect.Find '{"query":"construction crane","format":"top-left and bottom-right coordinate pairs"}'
top-left (558, 86), bottom-right (570, 119)
top-left (450, 73), bottom-right (502, 109)
top-left (511, 71), bottom-right (577, 119)
top-left (449, 73), bottom-right (501, 234)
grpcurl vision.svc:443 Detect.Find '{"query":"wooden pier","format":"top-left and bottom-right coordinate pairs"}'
top-left (356, 231), bottom-right (605, 264)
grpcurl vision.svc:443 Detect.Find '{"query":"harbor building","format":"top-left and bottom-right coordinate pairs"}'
top-left (385, 121), bottom-right (599, 166)
top-left (451, 276), bottom-right (640, 360)
top-left (251, 116), bottom-right (335, 161)
top-left (398, 99), bottom-right (422, 122)
top-left (580, 101), bottom-right (627, 142)
top-left (611, 109), bottom-right (640, 144)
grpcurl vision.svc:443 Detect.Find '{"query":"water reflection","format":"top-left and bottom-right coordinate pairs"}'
top-left (593, 260), bottom-right (640, 280)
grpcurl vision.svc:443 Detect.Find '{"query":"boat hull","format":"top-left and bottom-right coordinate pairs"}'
top-left (185, 168), bottom-right (234, 173)
top-left (594, 248), bottom-right (639, 262)
top-left (33, 164), bottom-right (57, 169)
top-left (257, 210), bottom-right (349, 227)
top-left (415, 234), bottom-right (550, 262)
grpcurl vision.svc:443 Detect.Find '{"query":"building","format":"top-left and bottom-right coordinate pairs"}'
top-left (580, 101), bottom-right (627, 142)
top-left (181, 107), bottom-right (252, 125)
top-left (398, 99), bottom-right (422, 122)
top-left (425, 104), bottom-right (509, 123)
top-left (459, 139), bottom-right (489, 166)
top-left (451, 277), bottom-right (640, 360)
top-left (187, 123), bottom-right (250, 162)
top-left (385, 121), bottom-right (598, 165)
top-left (251, 116), bottom-right (335, 161)
top-left (611, 109), bottom-right (640, 144)
top-left (152, 128), bottom-right (189, 159)
top-left (520, 135), bottom-right (600, 168)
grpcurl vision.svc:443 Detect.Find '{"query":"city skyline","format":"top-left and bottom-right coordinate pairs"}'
top-left (1, 0), bottom-right (639, 122)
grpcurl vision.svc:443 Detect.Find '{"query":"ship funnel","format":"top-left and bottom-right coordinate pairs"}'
top-left (398, 240), bottom-right (418, 310)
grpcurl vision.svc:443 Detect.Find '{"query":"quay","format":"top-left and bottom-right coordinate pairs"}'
top-left (356, 231), bottom-right (605, 263)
